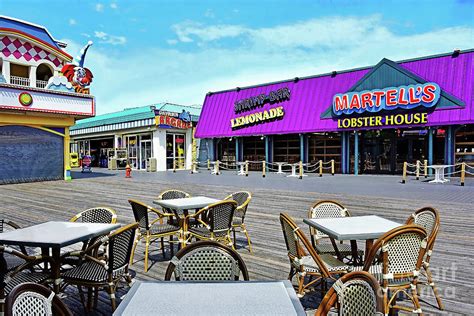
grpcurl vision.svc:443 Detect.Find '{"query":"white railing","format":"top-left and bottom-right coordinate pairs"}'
top-left (9, 75), bottom-right (30, 87)
top-left (36, 80), bottom-right (48, 88)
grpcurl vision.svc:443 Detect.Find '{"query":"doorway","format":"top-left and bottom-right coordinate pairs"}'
top-left (140, 136), bottom-right (152, 169)
top-left (166, 133), bottom-right (186, 170)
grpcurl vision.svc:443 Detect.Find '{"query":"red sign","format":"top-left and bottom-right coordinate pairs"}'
top-left (156, 115), bottom-right (192, 129)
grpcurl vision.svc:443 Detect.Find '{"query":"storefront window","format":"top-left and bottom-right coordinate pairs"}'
top-left (217, 138), bottom-right (236, 164)
top-left (456, 126), bottom-right (474, 164)
top-left (309, 133), bottom-right (341, 173)
top-left (273, 134), bottom-right (300, 164)
top-left (166, 133), bottom-right (186, 170)
top-left (242, 136), bottom-right (265, 170)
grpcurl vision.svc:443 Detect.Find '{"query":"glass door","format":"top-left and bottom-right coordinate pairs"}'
top-left (140, 139), bottom-right (152, 169)
top-left (125, 135), bottom-right (138, 169)
top-left (166, 133), bottom-right (186, 170)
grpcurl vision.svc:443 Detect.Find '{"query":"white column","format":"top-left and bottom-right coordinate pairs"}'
top-left (185, 128), bottom-right (192, 169)
top-left (2, 60), bottom-right (10, 82)
top-left (153, 129), bottom-right (167, 171)
top-left (29, 65), bottom-right (37, 87)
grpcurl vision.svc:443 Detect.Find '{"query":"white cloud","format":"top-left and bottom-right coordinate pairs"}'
top-left (204, 9), bottom-right (215, 18)
top-left (93, 31), bottom-right (127, 45)
top-left (95, 3), bottom-right (104, 12)
top-left (69, 19), bottom-right (76, 26)
top-left (81, 33), bottom-right (91, 38)
top-left (167, 39), bottom-right (178, 45)
top-left (61, 15), bottom-right (474, 115)
top-left (110, 3), bottom-right (118, 9)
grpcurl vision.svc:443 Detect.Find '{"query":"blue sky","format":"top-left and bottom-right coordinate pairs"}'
top-left (2, 0), bottom-right (473, 114)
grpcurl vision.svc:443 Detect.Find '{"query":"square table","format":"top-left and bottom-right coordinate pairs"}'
top-left (303, 215), bottom-right (401, 264)
top-left (114, 280), bottom-right (306, 316)
top-left (0, 221), bottom-right (120, 292)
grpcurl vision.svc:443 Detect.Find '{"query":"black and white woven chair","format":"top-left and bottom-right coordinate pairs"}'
top-left (406, 206), bottom-right (443, 310)
top-left (129, 199), bottom-right (180, 272)
top-left (5, 283), bottom-right (72, 316)
top-left (315, 271), bottom-right (383, 316)
top-left (308, 200), bottom-right (363, 260)
top-left (0, 220), bottom-right (29, 272)
top-left (357, 225), bottom-right (428, 315)
top-left (61, 223), bottom-right (138, 312)
top-left (156, 189), bottom-right (191, 226)
top-left (185, 200), bottom-right (237, 248)
top-left (164, 240), bottom-right (249, 281)
top-left (224, 191), bottom-right (253, 253)
top-left (280, 213), bottom-right (350, 298)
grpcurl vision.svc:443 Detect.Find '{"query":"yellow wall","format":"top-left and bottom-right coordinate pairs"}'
top-left (0, 113), bottom-right (76, 180)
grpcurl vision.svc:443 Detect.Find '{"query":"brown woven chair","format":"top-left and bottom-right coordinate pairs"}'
top-left (357, 224), bottom-right (428, 315)
top-left (308, 201), bottom-right (364, 262)
top-left (184, 200), bottom-right (237, 248)
top-left (406, 206), bottom-right (443, 310)
top-left (315, 271), bottom-right (383, 316)
top-left (279, 213), bottom-right (350, 297)
top-left (164, 240), bottom-right (249, 281)
top-left (224, 191), bottom-right (253, 253)
top-left (129, 199), bottom-right (180, 272)
top-left (5, 282), bottom-right (72, 316)
top-left (61, 223), bottom-right (138, 312)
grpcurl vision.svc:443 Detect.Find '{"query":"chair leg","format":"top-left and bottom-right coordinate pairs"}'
top-left (297, 273), bottom-right (305, 297)
top-left (144, 235), bottom-right (150, 272)
top-left (130, 234), bottom-right (139, 265)
top-left (425, 266), bottom-right (444, 310)
top-left (241, 224), bottom-right (253, 254)
top-left (108, 284), bottom-right (117, 312)
top-left (288, 267), bottom-right (295, 280)
top-left (232, 228), bottom-right (237, 248)
top-left (411, 283), bottom-right (422, 314)
top-left (87, 287), bottom-right (93, 312)
top-left (93, 287), bottom-right (99, 310)
top-left (170, 235), bottom-right (174, 257)
top-left (77, 285), bottom-right (87, 313)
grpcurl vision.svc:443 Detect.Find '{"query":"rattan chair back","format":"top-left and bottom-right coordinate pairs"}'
top-left (106, 223), bottom-right (139, 273)
top-left (129, 200), bottom-right (151, 229)
top-left (279, 213), bottom-right (331, 277)
top-left (203, 200), bottom-right (237, 233)
top-left (405, 207), bottom-right (439, 248)
top-left (164, 240), bottom-right (249, 281)
top-left (157, 189), bottom-right (190, 200)
top-left (5, 282), bottom-right (72, 316)
top-left (70, 207), bottom-right (117, 224)
top-left (315, 271), bottom-right (383, 316)
top-left (224, 191), bottom-right (251, 217)
top-left (308, 200), bottom-right (349, 240)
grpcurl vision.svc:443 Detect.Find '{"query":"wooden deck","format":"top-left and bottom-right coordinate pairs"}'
top-left (1, 171), bottom-right (472, 315)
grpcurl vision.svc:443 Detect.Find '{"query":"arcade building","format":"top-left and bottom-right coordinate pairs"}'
top-left (0, 16), bottom-right (95, 184)
top-left (195, 49), bottom-right (474, 174)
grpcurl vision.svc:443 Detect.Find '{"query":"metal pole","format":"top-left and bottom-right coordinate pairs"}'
top-left (354, 132), bottom-right (359, 175)
top-left (319, 160), bottom-right (323, 177)
top-left (402, 162), bottom-right (407, 184)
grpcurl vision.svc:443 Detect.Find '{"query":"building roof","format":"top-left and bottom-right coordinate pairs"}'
top-left (71, 103), bottom-right (202, 131)
top-left (195, 49), bottom-right (474, 138)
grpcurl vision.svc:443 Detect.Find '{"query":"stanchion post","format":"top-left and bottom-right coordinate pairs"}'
top-left (173, 159), bottom-right (176, 173)
top-left (319, 160), bottom-right (323, 177)
top-left (245, 160), bottom-right (249, 177)
top-left (416, 160), bottom-right (420, 180)
top-left (262, 161), bottom-right (266, 178)
top-left (207, 159), bottom-right (210, 170)
top-left (402, 162), bottom-right (407, 184)
top-left (299, 161), bottom-right (303, 180)
top-left (331, 159), bottom-right (335, 176)
top-left (461, 162), bottom-right (465, 186)
top-left (424, 160), bottom-right (428, 178)
top-left (215, 160), bottom-right (220, 175)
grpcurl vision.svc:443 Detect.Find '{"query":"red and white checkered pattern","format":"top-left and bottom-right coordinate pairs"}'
top-left (0, 36), bottom-right (64, 67)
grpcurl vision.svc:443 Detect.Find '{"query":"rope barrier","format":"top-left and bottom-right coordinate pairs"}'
top-left (402, 161), bottom-right (470, 186)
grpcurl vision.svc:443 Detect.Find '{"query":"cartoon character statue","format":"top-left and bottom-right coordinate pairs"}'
top-left (178, 110), bottom-right (191, 122)
top-left (61, 41), bottom-right (94, 94)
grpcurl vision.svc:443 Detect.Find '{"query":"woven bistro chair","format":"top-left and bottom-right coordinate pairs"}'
top-left (164, 240), bottom-right (249, 281)
top-left (308, 200), bottom-right (363, 260)
top-left (315, 271), bottom-right (384, 316)
top-left (5, 283), bottom-right (72, 316)
top-left (0, 220), bottom-right (29, 272)
top-left (279, 213), bottom-right (350, 297)
top-left (406, 206), bottom-right (443, 310)
top-left (61, 223), bottom-right (138, 312)
top-left (184, 200), bottom-right (237, 248)
top-left (0, 246), bottom-right (50, 313)
top-left (356, 225), bottom-right (428, 315)
top-left (224, 191), bottom-right (253, 253)
top-left (128, 199), bottom-right (180, 272)
top-left (156, 189), bottom-right (192, 226)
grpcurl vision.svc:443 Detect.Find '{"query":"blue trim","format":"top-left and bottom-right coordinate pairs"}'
top-left (299, 134), bottom-right (307, 163)
top-left (265, 136), bottom-right (270, 163)
top-left (354, 132), bottom-right (359, 175)
top-left (235, 138), bottom-right (240, 163)
top-left (341, 132), bottom-right (346, 174)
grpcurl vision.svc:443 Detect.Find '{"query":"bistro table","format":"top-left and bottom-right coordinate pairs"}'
top-left (236, 162), bottom-right (246, 176)
top-left (0, 221), bottom-right (120, 293)
top-left (153, 196), bottom-right (221, 246)
top-left (303, 215), bottom-right (401, 265)
top-left (114, 280), bottom-right (306, 316)
top-left (275, 162), bottom-right (287, 174)
top-left (429, 165), bottom-right (451, 183)
top-left (287, 163), bottom-right (306, 177)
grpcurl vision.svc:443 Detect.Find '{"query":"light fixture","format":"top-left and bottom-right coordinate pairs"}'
top-left (229, 137), bottom-right (233, 141)
top-left (260, 136), bottom-right (265, 140)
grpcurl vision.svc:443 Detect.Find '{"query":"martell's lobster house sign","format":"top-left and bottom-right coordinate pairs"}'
top-left (231, 87), bottom-right (289, 129)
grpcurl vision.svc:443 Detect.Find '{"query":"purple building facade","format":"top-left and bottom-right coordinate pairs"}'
top-left (195, 49), bottom-right (474, 174)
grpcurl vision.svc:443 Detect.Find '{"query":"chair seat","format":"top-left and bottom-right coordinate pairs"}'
top-left (188, 227), bottom-right (229, 238)
top-left (148, 223), bottom-right (180, 235)
top-left (315, 243), bottom-right (364, 257)
top-left (232, 217), bottom-right (244, 226)
top-left (352, 265), bottom-right (412, 286)
top-left (4, 253), bottom-right (26, 271)
top-left (62, 261), bottom-right (110, 283)
top-left (4, 271), bottom-right (49, 295)
top-left (298, 254), bottom-right (350, 273)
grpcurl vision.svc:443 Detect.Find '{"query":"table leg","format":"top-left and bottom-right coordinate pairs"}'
top-left (0, 250), bottom-right (6, 312)
top-left (329, 238), bottom-right (343, 262)
top-left (41, 247), bottom-right (49, 272)
top-left (350, 240), bottom-right (361, 265)
top-left (365, 239), bottom-right (374, 265)
top-left (51, 247), bottom-right (61, 293)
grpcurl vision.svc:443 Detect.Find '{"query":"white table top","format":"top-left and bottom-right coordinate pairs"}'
top-left (303, 215), bottom-right (401, 241)
top-left (153, 196), bottom-right (220, 210)
top-left (430, 165), bottom-right (451, 169)
top-left (114, 281), bottom-right (305, 316)
top-left (0, 221), bottom-right (120, 248)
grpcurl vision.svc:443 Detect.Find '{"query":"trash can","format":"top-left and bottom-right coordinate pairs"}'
top-left (108, 158), bottom-right (117, 170)
top-left (147, 158), bottom-right (157, 172)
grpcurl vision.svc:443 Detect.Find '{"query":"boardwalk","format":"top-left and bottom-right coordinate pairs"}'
top-left (1, 170), bottom-right (472, 315)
